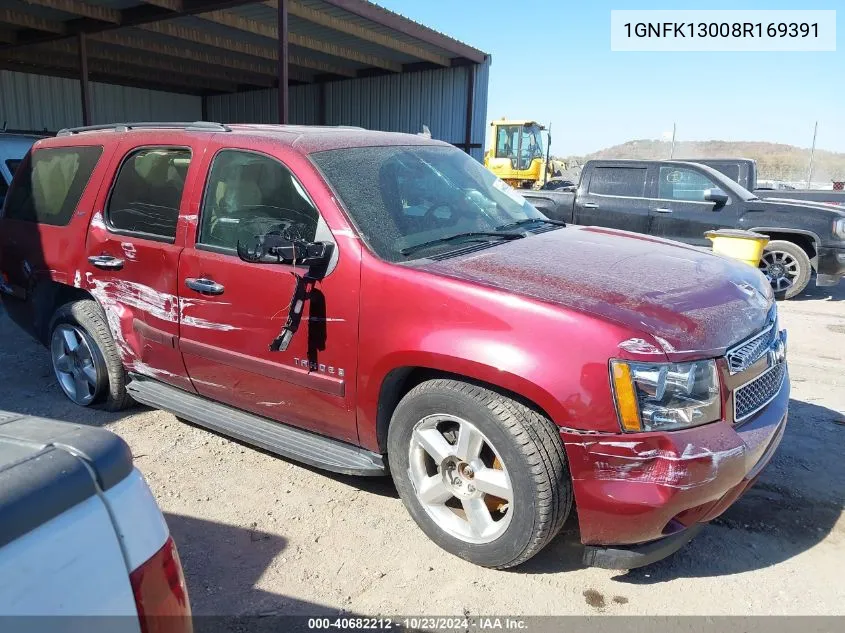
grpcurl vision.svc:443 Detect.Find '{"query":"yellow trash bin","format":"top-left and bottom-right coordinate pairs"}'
top-left (705, 229), bottom-right (770, 267)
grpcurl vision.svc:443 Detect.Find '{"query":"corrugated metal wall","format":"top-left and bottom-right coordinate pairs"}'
top-left (0, 70), bottom-right (201, 132)
top-left (207, 59), bottom-right (491, 161)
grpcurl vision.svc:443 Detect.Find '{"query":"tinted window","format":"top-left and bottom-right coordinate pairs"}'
top-left (199, 150), bottom-right (319, 250)
top-left (658, 166), bottom-right (718, 202)
top-left (311, 145), bottom-right (547, 262)
top-left (3, 147), bottom-right (102, 225)
top-left (6, 159), bottom-right (21, 176)
top-left (108, 148), bottom-right (191, 240)
top-left (588, 167), bottom-right (647, 197)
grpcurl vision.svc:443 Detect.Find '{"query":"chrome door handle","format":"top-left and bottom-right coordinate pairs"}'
top-left (185, 277), bottom-right (225, 296)
top-left (582, 202), bottom-right (599, 209)
top-left (88, 255), bottom-right (125, 270)
top-left (653, 207), bottom-right (674, 214)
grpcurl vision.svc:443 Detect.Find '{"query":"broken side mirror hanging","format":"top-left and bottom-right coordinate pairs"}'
top-left (237, 229), bottom-right (334, 352)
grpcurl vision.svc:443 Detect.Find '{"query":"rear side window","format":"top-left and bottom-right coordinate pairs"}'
top-left (107, 148), bottom-right (191, 241)
top-left (198, 150), bottom-right (318, 251)
top-left (588, 167), bottom-right (647, 197)
top-left (3, 147), bottom-right (103, 225)
top-left (707, 163), bottom-right (740, 183)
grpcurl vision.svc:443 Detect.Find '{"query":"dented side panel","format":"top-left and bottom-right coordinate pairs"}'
top-left (80, 136), bottom-right (207, 392)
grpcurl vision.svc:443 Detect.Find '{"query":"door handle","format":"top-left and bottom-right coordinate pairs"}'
top-left (582, 202), bottom-right (599, 209)
top-left (88, 255), bottom-right (125, 270)
top-left (185, 277), bottom-right (225, 296)
top-left (653, 207), bottom-right (674, 214)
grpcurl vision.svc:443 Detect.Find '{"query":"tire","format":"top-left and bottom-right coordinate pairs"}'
top-left (387, 379), bottom-right (571, 569)
top-left (759, 240), bottom-right (812, 300)
top-left (49, 300), bottom-right (134, 411)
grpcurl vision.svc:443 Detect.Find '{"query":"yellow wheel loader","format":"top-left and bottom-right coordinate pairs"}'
top-left (484, 119), bottom-right (563, 189)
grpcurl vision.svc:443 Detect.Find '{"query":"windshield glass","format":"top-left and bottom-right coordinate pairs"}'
top-left (311, 145), bottom-right (548, 262)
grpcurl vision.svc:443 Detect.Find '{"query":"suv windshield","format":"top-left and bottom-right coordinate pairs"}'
top-left (311, 145), bottom-right (549, 262)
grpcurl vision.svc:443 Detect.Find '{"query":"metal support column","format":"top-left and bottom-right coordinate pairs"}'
top-left (463, 64), bottom-right (476, 154)
top-left (277, 0), bottom-right (289, 124)
top-left (318, 82), bottom-right (327, 125)
top-left (78, 32), bottom-right (92, 126)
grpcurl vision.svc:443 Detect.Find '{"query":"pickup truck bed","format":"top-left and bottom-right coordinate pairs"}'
top-left (0, 413), bottom-right (189, 627)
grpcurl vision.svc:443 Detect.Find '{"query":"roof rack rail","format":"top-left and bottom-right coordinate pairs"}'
top-left (56, 121), bottom-right (231, 136)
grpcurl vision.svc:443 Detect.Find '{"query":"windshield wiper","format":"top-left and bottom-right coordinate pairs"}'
top-left (400, 231), bottom-right (524, 256)
top-left (495, 217), bottom-right (567, 231)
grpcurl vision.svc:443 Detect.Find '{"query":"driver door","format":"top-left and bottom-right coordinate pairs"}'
top-left (649, 165), bottom-right (738, 246)
top-left (176, 144), bottom-right (360, 444)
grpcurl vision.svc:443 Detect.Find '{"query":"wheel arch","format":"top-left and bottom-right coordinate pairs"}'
top-left (374, 365), bottom-right (559, 455)
top-left (11, 278), bottom-right (95, 345)
top-left (750, 228), bottom-right (820, 269)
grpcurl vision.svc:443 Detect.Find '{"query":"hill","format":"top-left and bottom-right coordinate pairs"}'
top-left (563, 140), bottom-right (845, 183)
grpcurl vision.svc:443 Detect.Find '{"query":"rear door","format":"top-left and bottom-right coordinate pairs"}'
top-left (576, 164), bottom-right (653, 233)
top-left (83, 137), bottom-right (203, 391)
top-left (176, 142), bottom-right (361, 444)
top-left (649, 164), bottom-right (739, 246)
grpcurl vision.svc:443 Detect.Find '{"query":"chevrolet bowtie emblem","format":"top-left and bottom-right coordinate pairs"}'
top-left (768, 332), bottom-right (787, 367)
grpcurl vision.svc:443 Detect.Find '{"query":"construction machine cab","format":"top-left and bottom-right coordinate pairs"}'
top-left (484, 119), bottom-right (552, 189)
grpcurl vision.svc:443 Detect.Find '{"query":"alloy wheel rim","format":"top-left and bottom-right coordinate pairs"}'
top-left (408, 414), bottom-right (514, 544)
top-left (51, 324), bottom-right (100, 405)
top-left (760, 251), bottom-right (799, 293)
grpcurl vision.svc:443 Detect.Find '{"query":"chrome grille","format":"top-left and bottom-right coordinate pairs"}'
top-left (726, 323), bottom-right (776, 374)
top-left (734, 363), bottom-right (786, 423)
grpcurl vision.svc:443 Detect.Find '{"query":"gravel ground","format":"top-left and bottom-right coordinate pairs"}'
top-left (1, 283), bottom-right (843, 618)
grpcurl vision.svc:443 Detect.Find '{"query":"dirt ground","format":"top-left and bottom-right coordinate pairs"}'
top-left (1, 283), bottom-right (843, 618)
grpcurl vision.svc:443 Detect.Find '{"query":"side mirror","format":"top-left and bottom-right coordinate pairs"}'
top-left (237, 233), bottom-right (333, 268)
top-left (236, 231), bottom-right (335, 353)
top-left (704, 188), bottom-right (729, 207)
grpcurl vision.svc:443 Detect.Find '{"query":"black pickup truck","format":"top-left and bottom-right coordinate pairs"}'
top-left (521, 159), bottom-right (845, 299)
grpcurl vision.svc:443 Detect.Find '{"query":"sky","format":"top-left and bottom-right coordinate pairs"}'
top-left (375, 0), bottom-right (845, 155)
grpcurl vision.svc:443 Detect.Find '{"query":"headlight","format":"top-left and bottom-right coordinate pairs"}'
top-left (610, 360), bottom-right (721, 432)
top-left (833, 218), bottom-right (845, 239)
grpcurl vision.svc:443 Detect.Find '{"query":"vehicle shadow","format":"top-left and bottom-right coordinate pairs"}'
top-left (793, 278), bottom-right (845, 302)
top-left (0, 311), bottom-right (137, 428)
top-left (1, 308), bottom-right (398, 499)
top-left (166, 513), bottom-right (364, 628)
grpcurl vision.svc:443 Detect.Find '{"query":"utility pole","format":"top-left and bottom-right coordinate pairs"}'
top-left (806, 121), bottom-right (818, 189)
top-left (669, 122), bottom-right (676, 158)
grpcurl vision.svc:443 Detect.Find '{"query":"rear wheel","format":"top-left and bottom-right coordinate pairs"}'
top-left (49, 300), bottom-right (134, 411)
top-left (387, 379), bottom-right (571, 569)
top-left (759, 240), bottom-right (811, 300)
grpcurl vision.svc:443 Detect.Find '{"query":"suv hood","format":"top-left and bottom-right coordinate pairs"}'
top-left (417, 226), bottom-right (773, 357)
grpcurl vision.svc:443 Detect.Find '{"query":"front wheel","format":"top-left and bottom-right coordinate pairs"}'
top-left (759, 240), bottom-right (812, 300)
top-left (387, 379), bottom-right (571, 569)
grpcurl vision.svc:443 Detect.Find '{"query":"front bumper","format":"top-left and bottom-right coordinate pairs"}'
top-left (815, 245), bottom-right (845, 286)
top-left (563, 366), bottom-right (789, 564)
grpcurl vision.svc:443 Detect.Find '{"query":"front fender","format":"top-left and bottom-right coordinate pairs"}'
top-left (358, 346), bottom-right (566, 452)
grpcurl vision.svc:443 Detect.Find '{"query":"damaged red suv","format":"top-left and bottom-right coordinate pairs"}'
top-left (0, 123), bottom-right (788, 569)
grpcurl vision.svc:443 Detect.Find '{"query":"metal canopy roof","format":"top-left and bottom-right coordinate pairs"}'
top-left (0, 0), bottom-right (488, 95)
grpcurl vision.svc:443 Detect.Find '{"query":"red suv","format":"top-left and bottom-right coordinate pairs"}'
top-left (0, 122), bottom-right (788, 569)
